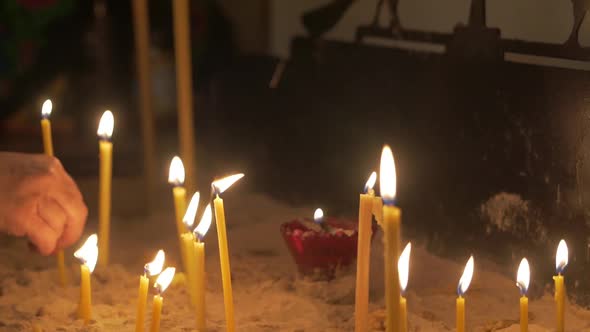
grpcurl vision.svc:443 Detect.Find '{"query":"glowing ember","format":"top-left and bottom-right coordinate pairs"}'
top-left (145, 250), bottom-right (165, 276)
top-left (183, 192), bottom-right (200, 229)
top-left (194, 204), bottom-right (212, 240)
top-left (97, 110), bottom-right (114, 139)
top-left (168, 156), bottom-right (185, 186)
top-left (73, 234), bottom-right (99, 273)
top-left (516, 258), bottom-right (530, 295)
top-left (379, 145), bottom-right (397, 204)
top-left (154, 267), bottom-right (175, 294)
top-left (212, 173), bottom-right (244, 195)
top-left (457, 256), bottom-right (474, 296)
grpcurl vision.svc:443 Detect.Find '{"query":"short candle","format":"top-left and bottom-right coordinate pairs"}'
top-left (73, 234), bottom-right (99, 325)
top-left (516, 258), bottom-right (530, 332)
top-left (136, 250), bottom-right (165, 332)
top-left (456, 256), bottom-right (474, 332)
top-left (554, 239), bottom-right (568, 332)
top-left (150, 267), bottom-right (176, 332)
top-left (398, 242), bottom-right (411, 332)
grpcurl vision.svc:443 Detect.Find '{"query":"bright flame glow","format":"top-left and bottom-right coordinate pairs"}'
top-left (194, 204), bottom-right (212, 239)
top-left (168, 156), bottom-right (185, 186)
top-left (314, 208), bottom-right (324, 223)
top-left (144, 250), bottom-right (165, 276)
top-left (398, 242), bottom-right (412, 292)
top-left (154, 267), bottom-right (175, 294)
top-left (379, 145), bottom-right (397, 203)
top-left (183, 192), bottom-right (200, 228)
top-left (97, 110), bottom-right (114, 139)
top-left (41, 99), bottom-right (52, 118)
top-left (364, 171), bottom-right (377, 193)
top-left (212, 173), bottom-right (244, 195)
top-left (457, 256), bottom-right (474, 296)
top-left (556, 239), bottom-right (568, 274)
top-left (516, 258), bottom-right (530, 295)
top-left (73, 234), bottom-right (99, 273)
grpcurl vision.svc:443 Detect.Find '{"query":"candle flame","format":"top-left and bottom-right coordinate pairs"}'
top-left (516, 258), bottom-right (530, 295)
top-left (97, 110), bottom-right (114, 139)
top-left (457, 256), bottom-right (474, 296)
top-left (364, 171), bottom-right (377, 193)
top-left (194, 204), bottom-right (212, 240)
top-left (73, 234), bottom-right (99, 273)
top-left (313, 208), bottom-right (324, 224)
top-left (212, 173), bottom-right (244, 195)
top-left (379, 145), bottom-right (397, 204)
top-left (144, 250), bottom-right (165, 276)
top-left (168, 156), bottom-right (185, 186)
top-left (183, 192), bottom-right (200, 228)
top-left (398, 242), bottom-right (412, 293)
top-left (41, 99), bottom-right (52, 118)
top-left (154, 267), bottom-right (175, 294)
top-left (556, 239), bottom-right (568, 274)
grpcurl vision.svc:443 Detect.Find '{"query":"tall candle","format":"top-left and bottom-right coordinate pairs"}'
top-left (181, 191), bottom-right (200, 305)
top-left (354, 172), bottom-right (377, 332)
top-left (212, 174), bottom-right (244, 332)
top-left (40, 99), bottom-right (67, 287)
top-left (97, 111), bottom-right (114, 267)
top-left (73, 234), bottom-right (98, 325)
top-left (398, 243), bottom-right (411, 332)
top-left (380, 146), bottom-right (401, 332)
top-left (516, 258), bottom-right (530, 332)
top-left (193, 204), bottom-right (212, 331)
top-left (554, 240), bottom-right (568, 332)
top-left (136, 250), bottom-right (165, 332)
top-left (150, 267), bottom-right (176, 332)
top-left (172, 0), bottom-right (196, 193)
top-left (131, 0), bottom-right (157, 201)
top-left (456, 256), bottom-right (474, 332)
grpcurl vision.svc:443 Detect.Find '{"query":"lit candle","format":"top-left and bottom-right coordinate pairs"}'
top-left (181, 191), bottom-right (200, 306)
top-left (73, 234), bottom-right (98, 325)
top-left (150, 267), bottom-right (176, 332)
top-left (40, 100), bottom-right (68, 287)
top-left (516, 258), bottom-right (530, 332)
top-left (212, 173), bottom-right (244, 332)
top-left (355, 171), bottom-right (376, 332)
top-left (398, 242), bottom-right (411, 332)
top-left (97, 111), bottom-right (114, 267)
top-left (193, 203), bottom-right (212, 331)
top-left (379, 145), bottom-right (401, 332)
top-left (136, 250), bottom-right (165, 332)
top-left (456, 256), bottom-right (474, 332)
top-left (168, 156), bottom-right (187, 239)
top-left (172, 0), bottom-right (196, 193)
top-left (554, 239), bottom-right (568, 332)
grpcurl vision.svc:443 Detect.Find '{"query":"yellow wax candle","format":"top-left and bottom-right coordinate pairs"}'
top-left (456, 296), bottom-right (465, 332)
top-left (97, 111), bottom-right (114, 267)
top-left (137, 250), bottom-right (165, 332)
top-left (398, 243), bottom-right (411, 332)
top-left (214, 196), bottom-right (235, 332)
top-left (211, 174), bottom-right (243, 332)
top-left (520, 296), bottom-right (528, 332)
top-left (135, 275), bottom-right (149, 332)
top-left (182, 232), bottom-right (197, 305)
top-left (354, 172), bottom-right (376, 332)
top-left (131, 0), bottom-right (157, 201)
top-left (554, 239), bottom-right (568, 332)
top-left (173, 187), bottom-right (187, 235)
top-left (73, 234), bottom-right (98, 325)
top-left (516, 258), bottom-right (530, 332)
top-left (380, 146), bottom-right (401, 332)
top-left (150, 295), bottom-right (163, 332)
top-left (172, 0), bottom-right (196, 193)
top-left (193, 203), bottom-right (212, 331)
top-left (372, 196), bottom-right (383, 226)
top-left (400, 297), bottom-right (407, 332)
top-left (456, 256), bottom-right (474, 332)
top-left (150, 267), bottom-right (176, 332)
top-left (194, 241), bottom-right (206, 330)
top-left (40, 99), bottom-right (67, 287)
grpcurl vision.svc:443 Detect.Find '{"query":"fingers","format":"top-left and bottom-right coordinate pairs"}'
top-left (26, 213), bottom-right (59, 256)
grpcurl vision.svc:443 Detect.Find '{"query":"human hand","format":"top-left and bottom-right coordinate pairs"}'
top-left (0, 152), bottom-right (88, 255)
